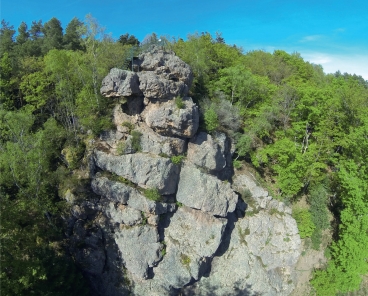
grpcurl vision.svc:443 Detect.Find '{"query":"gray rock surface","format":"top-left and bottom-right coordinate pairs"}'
top-left (115, 225), bottom-right (162, 279)
top-left (176, 163), bottom-right (238, 217)
top-left (233, 172), bottom-right (268, 198)
top-left (104, 202), bottom-right (142, 226)
top-left (138, 71), bottom-right (187, 100)
top-left (187, 212), bottom-right (300, 296)
top-left (92, 176), bottom-right (176, 215)
top-left (143, 97), bottom-right (199, 138)
top-left (139, 48), bottom-right (193, 87)
top-left (93, 151), bottom-right (180, 195)
top-left (137, 123), bottom-right (187, 156)
top-left (153, 207), bottom-right (227, 288)
top-left (232, 173), bottom-right (292, 214)
top-left (100, 68), bottom-right (141, 97)
top-left (187, 132), bottom-right (227, 172)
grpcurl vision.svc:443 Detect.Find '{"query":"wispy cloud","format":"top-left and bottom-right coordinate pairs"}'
top-left (299, 35), bottom-right (323, 43)
top-left (302, 52), bottom-right (368, 79)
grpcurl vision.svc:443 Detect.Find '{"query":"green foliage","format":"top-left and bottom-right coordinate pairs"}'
top-left (121, 121), bottom-right (135, 131)
top-left (61, 141), bottom-right (86, 170)
top-left (292, 208), bottom-right (316, 238)
top-left (180, 254), bottom-right (191, 266)
top-left (174, 96), bottom-right (185, 109)
top-left (116, 141), bottom-right (127, 155)
top-left (233, 160), bottom-right (242, 169)
top-left (171, 155), bottom-right (185, 165)
top-left (130, 130), bottom-right (142, 152)
top-left (203, 107), bottom-right (219, 133)
top-left (143, 188), bottom-right (162, 202)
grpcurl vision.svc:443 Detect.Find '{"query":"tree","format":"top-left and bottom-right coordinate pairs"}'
top-left (0, 20), bottom-right (15, 57)
top-left (63, 17), bottom-right (84, 51)
top-left (118, 33), bottom-right (139, 46)
top-left (42, 17), bottom-right (63, 54)
top-left (16, 21), bottom-right (30, 45)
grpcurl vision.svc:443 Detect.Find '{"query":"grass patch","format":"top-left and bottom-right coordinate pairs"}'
top-left (116, 141), bottom-right (127, 155)
top-left (175, 96), bottom-right (185, 109)
top-left (121, 121), bottom-right (135, 132)
top-left (180, 254), bottom-right (191, 266)
top-left (143, 188), bottom-right (162, 202)
top-left (130, 130), bottom-right (142, 152)
top-left (171, 155), bottom-right (185, 165)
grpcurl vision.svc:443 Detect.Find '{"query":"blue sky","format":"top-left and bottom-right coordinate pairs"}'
top-left (2, 0), bottom-right (368, 79)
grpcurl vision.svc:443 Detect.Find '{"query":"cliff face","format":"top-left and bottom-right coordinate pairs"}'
top-left (67, 47), bottom-right (301, 296)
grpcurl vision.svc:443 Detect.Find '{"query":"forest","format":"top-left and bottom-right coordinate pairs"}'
top-left (0, 15), bottom-right (367, 295)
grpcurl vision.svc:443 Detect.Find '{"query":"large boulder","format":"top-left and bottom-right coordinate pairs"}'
top-left (115, 225), bottom-right (162, 279)
top-left (93, 151), bottom-right (180, 195)
top-left (143, 97), bottom-right (199, 138)
top-left (100, 68), bottom-right (141, 97)
top-left (176, 163), bottom-right (238, 217)
top-left (138, 48), bottom-right (193, 88)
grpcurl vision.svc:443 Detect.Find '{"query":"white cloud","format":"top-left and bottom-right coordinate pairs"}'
top-left (302, 52), bottom-right (368, 80)
top-left (299, 35), bottom-right (323, 43)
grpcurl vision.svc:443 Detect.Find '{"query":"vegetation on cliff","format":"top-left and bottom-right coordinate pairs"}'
top-left (1, 15), bottom-right (367, 295)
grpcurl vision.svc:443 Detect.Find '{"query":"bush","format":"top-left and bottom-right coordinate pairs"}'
top-left (203, 107), bottom-right (219, 132)
top-left (292, 208), bottom-right (316, 238)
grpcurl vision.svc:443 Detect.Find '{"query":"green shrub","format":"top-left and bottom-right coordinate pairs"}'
top-left (175, 96), bottom-right (185, 109)
top-left (121, 121), bottom-right (134, 131)
top-left (233, 159), bottom-right (242, 169)
top-left (116, 141), bottom-right (127, 155)
top-left (292, 208), bottom-right (316, 238)
top-left (130, 130), bottom-right (142, 152)
top-left (203, 107), bottom-right (219, 132)
top-left (61, 141), bottom-right (86, 170)
top-left (143, 188), bottom-right (161, 202)
top-left (171, 155), bottom-right (185, 165)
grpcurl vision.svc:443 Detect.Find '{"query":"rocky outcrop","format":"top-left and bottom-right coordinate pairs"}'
top-left (67, 48), bottom-right (301, 296)
top-left (143, 97), bottom-right (199, 138)
top-left (176, 163), bottom-right (238, 217)
top-left (93, 151), bottom-right (180, 195)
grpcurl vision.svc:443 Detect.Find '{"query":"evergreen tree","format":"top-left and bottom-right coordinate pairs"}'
top-left (42, 17), bottom-right (63, 54)
top-left (0, 20), bottom-right (15, 57)
top-left (63, 17), bottom-right (84, 51)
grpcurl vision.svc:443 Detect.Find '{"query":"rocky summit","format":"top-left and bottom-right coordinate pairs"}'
top-left (67, 47), bottom-right (301, 296)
